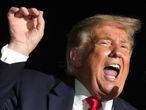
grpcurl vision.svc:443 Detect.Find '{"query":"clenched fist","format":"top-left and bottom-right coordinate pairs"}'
top-left (7, 7), bottom-right (45, 56)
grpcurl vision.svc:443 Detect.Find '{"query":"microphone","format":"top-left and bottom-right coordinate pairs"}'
top-left (103, 86), bottom-right (119, 101)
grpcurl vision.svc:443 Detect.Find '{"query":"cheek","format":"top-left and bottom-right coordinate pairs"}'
top-left (124, 56), bottom-right (131, 72)
top-left (117, 56), bottom-right (131, 91)
top-left (89, 51), bottom-right (106, 70)
top-left (89, 47), bottom-right (110, 68)
top-left (92, 47), bottom-right (110, 60)
top-left (124, 51), bottom-right (132, 64)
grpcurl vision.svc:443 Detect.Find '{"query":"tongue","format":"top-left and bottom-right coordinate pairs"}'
top-left (104, 70), bottom-right (118, 77)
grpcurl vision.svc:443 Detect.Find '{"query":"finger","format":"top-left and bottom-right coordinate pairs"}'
top-left (36, 11), bottom-right (45, 34)
top-left (7, 7), bottom-right (19, 18)
top-left (28, 8), bottom-right (40, 17)
top-left (19, 7), bottom-right (29, 16)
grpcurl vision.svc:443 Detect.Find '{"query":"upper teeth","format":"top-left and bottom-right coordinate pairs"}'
top-left (108, 64), bottom-right (120, 69)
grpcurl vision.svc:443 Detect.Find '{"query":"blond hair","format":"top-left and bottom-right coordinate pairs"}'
top-left (66, 14), bottom-right (141, 74)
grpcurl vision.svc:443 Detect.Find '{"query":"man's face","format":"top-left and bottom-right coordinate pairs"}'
top-left (74, 23), bottom-right (132, 101)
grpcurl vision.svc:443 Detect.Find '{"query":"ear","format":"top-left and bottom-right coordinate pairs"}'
top-left (70, 47), bottom-right (81, 68)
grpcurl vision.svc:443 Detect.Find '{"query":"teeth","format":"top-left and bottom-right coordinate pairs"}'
top-left (108, 64), bottom-right (120, 69)
top-left (104, 75), bottom-right (116, 80)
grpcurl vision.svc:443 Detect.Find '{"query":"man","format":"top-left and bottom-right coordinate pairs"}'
top-left (0, 7), bottom-right (141, 110)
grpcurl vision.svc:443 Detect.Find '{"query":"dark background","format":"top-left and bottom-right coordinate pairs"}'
top-left (1, 0), bottom-right (146, 109)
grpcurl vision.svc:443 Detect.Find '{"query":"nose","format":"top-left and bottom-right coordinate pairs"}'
top-left (108, 45), bottom-right (122, 58)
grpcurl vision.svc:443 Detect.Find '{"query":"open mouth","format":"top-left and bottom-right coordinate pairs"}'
top-left (103, 64), bottom-right (121, 81)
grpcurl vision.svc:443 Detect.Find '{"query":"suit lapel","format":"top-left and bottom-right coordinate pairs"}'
top-left (48, 81), bottom-right (75, 110)
top-left (113, 98), bottom-right (125, 110)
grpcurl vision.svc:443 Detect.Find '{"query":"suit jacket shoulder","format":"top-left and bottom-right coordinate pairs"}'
top-left (113, 97), bottom-right (138, 110)
top-left (19, 69), bottom-right (75, 110)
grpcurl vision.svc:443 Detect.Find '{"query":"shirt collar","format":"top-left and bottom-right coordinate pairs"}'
top-left (74, 79), bottom-right (113, 110)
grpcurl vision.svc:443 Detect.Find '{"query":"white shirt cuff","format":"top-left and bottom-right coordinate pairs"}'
top-left (1, 44), bottom-right (29, 64)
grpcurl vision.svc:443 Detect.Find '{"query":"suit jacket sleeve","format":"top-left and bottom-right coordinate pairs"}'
top-left (0, 61), bottom-right (25, 109)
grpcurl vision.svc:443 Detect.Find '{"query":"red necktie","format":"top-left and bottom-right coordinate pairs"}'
top-left (85, 97), bottom-right (101, 110)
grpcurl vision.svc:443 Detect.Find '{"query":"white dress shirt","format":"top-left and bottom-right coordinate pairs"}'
top-left (1, 44), bottom-right (28, 63)
top-left (1, 45), bottom-right (113, 110)
top-left (73, 80), bottom-right (113, 110)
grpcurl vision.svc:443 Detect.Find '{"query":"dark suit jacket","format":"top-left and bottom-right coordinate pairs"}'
top-left (0, 61), bottom-right (137, 110)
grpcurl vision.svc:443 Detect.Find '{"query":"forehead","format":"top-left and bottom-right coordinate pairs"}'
top-left (96, 21), bottom-right (126, 30)
top-left (92, 22), bottom-right (130, 41)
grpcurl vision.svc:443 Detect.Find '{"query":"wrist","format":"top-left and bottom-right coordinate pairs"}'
top-left (1, 44), bottom-right (29, 64)
top-left (8, 42), bottom-right (31, 56)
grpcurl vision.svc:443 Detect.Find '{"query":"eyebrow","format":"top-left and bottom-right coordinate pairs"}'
top-left (120, 40), bottom-right (130, 44)
top-left (95, 37), bottom-right (112, 41)
top-left (96, 37), bottom-right (131, 45)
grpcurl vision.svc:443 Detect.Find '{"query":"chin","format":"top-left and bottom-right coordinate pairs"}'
top-left (100, 85), bottom-right (120, 101)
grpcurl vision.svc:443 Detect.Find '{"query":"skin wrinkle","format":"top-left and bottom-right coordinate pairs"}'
top-left (6, 7), bottom-right (142, 109)
top-left (73, 22), bottom-right (132, 101)
top-left (92, 22), bottom-right (134, 49)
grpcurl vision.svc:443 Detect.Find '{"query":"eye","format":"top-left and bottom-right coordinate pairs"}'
top-left (98, 40), bottom-right (111, 47)
top-left (121, 44), bottom-right (130, 51)
top-left (121, 45), bottom-right (127, 48)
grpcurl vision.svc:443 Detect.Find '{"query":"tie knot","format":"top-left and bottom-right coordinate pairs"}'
top-left (85, 97), bottom-right (101, 110)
